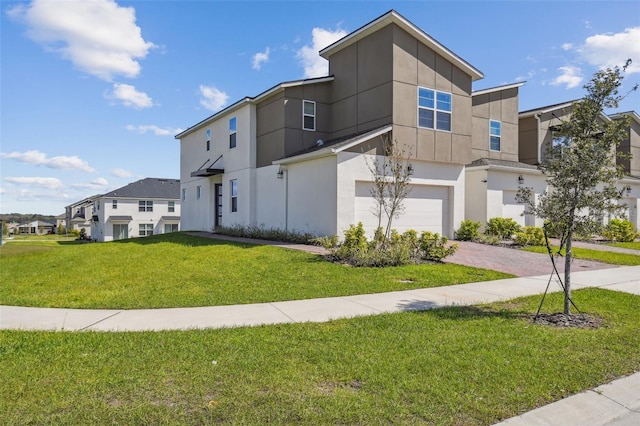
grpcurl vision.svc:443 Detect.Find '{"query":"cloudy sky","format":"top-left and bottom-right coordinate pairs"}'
top-left (1, 0), bottom-right (639, 215)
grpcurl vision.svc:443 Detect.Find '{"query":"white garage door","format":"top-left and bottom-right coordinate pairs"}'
top-left (502, 190), bottom-right (525, 226)
top-left (354, 182), bottom-right (449, 236)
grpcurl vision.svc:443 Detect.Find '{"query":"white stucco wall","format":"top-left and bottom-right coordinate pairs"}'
top-left (464, 168), bottom-right (488, 228)
top-left (255, 165), bottom-right (286, 229)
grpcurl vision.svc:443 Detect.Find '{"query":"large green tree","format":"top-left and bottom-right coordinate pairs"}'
top-left (517, 60), bottom-right (637, 315)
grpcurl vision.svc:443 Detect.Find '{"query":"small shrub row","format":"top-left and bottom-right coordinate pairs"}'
top-left (214, 224), bottom-right (317, 244)
top-left (328, 223), bottom-right (458, 267)
top-left (455, 218), bottom-right (546, 247)
top-left (603, 218), bottom-right (638, 242)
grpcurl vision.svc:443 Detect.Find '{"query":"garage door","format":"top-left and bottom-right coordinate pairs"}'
top-left (502, 190), bottom-right (525, 226)
top-left (354, 182), bottom-right (449, 235)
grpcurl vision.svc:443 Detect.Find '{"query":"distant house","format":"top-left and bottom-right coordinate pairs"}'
top-left (17, 220), bottom-right (55, 235)
top-left (66, 194), bottom-right (101, 238)
top-left (90, 178), bottom-right (181, 242)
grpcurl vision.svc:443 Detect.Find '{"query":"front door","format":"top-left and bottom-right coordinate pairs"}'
top-left (214, 184), bottom-right (222, 228)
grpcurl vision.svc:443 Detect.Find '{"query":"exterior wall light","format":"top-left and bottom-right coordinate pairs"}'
top-left (276, 167), bottom-right (284, 179)
top-left (407, 164), bottom-right (414, 176)
top-left (518, 175), bottom-right (524, 185)
top-left (626, 185), bottom-right (631, 196)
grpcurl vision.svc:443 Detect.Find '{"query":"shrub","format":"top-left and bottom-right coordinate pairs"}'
top-left (455, 220), bottom-right (481, 241)
top-left (476, 233), bottom-right (503, 246)
top-left (485, 218), bottom-right (521, 239)
top-left (603, 218), bottom-right (638, 242)
top-left (215, 224), bottom-right (316, 244)
top-left (514, 226), bottom-right (545, 246)
top-left (418, 231), bottom-right (458, 261)
top-left (310, 235), bottom-right (339, 249)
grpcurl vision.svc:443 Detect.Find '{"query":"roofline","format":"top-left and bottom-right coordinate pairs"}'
top-left (465, 163), bottom-right (543, 175)
top-left (175, 76), bottom-right (335, 139)
top-left (519, 100), bottom-right (578, 118)
top-left (273, 125), bottom-right (393, 165)
top-left (609, 111), bottom-right (640, 124)
top-left (319, 10), bottom-right (484, 81)
top-left (472, 82), bottom-right (525, 97)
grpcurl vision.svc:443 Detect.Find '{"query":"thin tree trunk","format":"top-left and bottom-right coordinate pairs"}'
top-left (564, 232), bottom-right (572, 315)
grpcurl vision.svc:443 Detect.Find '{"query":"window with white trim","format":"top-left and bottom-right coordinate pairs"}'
top-left (139, 223), bottom-right (153, 237)
top-left (168, 201), bottom-right (175, 213)
top-left (230, 180), bottom-right (238, 212)
top-left (490, 120), bottom-right (501, 151)
top-left (164, 223), bottom-right (178, 233)
top-left (229, 117), bottom-right (237, 149)
top-left (303, 100), bottom-right (316, 131)
top-left (138, 200), bottom-right (153, 212)
top-left (112, 200), bottom-right (117, 209)
top-left (418, 87), bottom-right (452, 131)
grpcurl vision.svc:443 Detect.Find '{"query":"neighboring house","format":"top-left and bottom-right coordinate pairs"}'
top-left (55, 213), bottom-right (66, 232)
top-left (90, 178), bottom-right (181, 242)
top-left (177, 9), bottom-right (640, 238)
top-left (17, 220), bottom-right (55, 235)
top-left (66, 194), bottom-right (101, 238)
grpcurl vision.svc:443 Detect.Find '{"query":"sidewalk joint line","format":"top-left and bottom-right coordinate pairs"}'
top-left (78, 311), bottom-right (122, 331)
top-left (269, 304), bottom-right (297, 323)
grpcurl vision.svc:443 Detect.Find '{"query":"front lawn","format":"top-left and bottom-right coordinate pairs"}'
top-left (1, 289), bottom-right (638, 425)
top-left (0, 233), bottom-right (512, 309)
top-left (522, 245), bottom-right (640, 266)
top-left (606, 241), bottom-right (640, 250)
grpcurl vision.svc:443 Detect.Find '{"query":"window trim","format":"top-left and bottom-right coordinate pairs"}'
top-left (230, 179), bottom-right (238, 213)
top-left (138, 200), bottom-right (153, 212)
top-left (112, 200), bottom-right (117, 210)
top-left (139, 223), bottom-right (154, 237)
top-left (229, 117), bottom-right (237, 149)
top-left (417, 87), bottom-right (452, 132)
top-left (303, 100), bottom-right (316, 131)
top-left (168, 201), bottom-right (175, 213)
top-left (489, 120), bottom-right (501, 152)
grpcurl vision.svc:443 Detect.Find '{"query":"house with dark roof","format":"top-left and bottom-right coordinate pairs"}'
top-left (176, 9), bottom-right (639, 238)
top-left (89, 178), bottom-right (181, 242)
top-left (65, 194), bottom-right (102, 238)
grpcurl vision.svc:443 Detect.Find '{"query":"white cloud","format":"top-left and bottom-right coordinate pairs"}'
top-left (252, 47), bottom-right (270, 70)
top-left (126, 124), bottom-right (183, 136)
top-left (4, 176), bottom-right (64, 190)
top-left (0, 150), bottom-right (95, 172)
top-left (107, 83), bottom-right (153, 108)
top-left (71, 177), bottom-right (109, 190)
top-left (111, 168), bottom-right (133, 178)
top-left (297, 27), bottom-right (348, 78)
top-left (7, 0), bottom-right (155, 81)
top-left (551, 66), bottom-right (583, 89)
top-left (199, 85), bottom-right (229, 112)
top-left (561, 43), bottom-right (573, 51)
top-left (579, 27), bottom-right (640, 73)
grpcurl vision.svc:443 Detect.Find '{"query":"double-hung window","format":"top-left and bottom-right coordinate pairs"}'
top-left (418, 87), bottom-right (452, 131)
top-left (139, 223), bottom-right (153, 237)
top-left (490, 120), bottom-right (501, 151)
top-left (230, 180), bottom-right (238, 212)
top-left (229, 117), bottom-right (237, 149)
top-left (168, 201), bottom-right (175, 213)
top-left (138, 200), bottom-right (153, 212)
top-left (303, 100), bottom-right (316, 131)
top-left (112, 200), bottom-right (117, 209)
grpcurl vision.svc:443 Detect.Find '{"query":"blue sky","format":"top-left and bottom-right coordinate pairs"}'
top-left (1, 0), bottom-right (639, 216)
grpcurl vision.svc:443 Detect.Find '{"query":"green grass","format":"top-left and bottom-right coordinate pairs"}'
top-left (1, 289), bottom-right (638, 425)
top-left (522, 245), bottom-right (640, 266)
top-left (606, 241), bottom-right (640, 250)
top-left (5, 234), bottom-right (78, 242)
top-left (0, 233), bottom-right (512, 309)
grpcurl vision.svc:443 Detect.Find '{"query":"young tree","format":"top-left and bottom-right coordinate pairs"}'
top-left (365, 134), bottom-right (413, 243)
top-left (517, 60), bottom-right (637, 314)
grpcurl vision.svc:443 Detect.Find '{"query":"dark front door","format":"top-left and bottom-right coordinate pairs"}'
top-left (214, 184), bottom-right (222, 228)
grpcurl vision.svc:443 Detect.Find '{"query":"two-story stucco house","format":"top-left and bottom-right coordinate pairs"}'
top-left (90, 178), bottom-right (181, 242)
top-left (177, 9), bottom-right (640, 238)
top-left (65, 194), bottom-right (101, 237)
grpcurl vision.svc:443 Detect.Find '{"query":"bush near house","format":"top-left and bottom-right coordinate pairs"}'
top-left (485, 217), bottom-right (521, 240)
top-left (215, 224), bottom-right (316, 244)
top-left (514, 226), bottom-right (546, 247)
top-left (455, 220), bottom-right (481, 241)
top-left (603, 218), bottom-right (638, 242)
top-left (328, 223), bottom-right (457, 267)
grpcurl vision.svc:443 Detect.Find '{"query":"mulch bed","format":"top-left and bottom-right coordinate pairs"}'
top-left (531, 313), bottom-right (605, 329)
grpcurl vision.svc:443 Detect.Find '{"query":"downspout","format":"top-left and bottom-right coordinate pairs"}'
top-left (281, 166), bottom-right (288, 231)
top-left (535, 112), bottom-right (542, 164)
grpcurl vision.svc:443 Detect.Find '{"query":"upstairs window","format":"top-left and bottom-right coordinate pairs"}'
top-left (182, 189), bottom-right (186, 201)
top-left (168, 201), bottom-right (175, 213)
top-left (206, 129), bottom-right (211, 151)
top-left (418, 88), bottom-right (452, 131)
top-left (229, 117), bottom-right (237, 149)
top-left (112, 200), bottom-right (117, 209)
top-left (197, 186), bottom-right (201, 200)
top-left (303, 100), bottom-right (316, 131)
top-left (138, 200), bottom-right (153, 212)
top-left (490, 120), bottom-right (501, 151)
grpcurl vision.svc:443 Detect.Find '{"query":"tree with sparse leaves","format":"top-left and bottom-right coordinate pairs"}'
top-left (366, 134), bottom-right (412, 244)
top-left (517, 60), bottom-right (637, 315)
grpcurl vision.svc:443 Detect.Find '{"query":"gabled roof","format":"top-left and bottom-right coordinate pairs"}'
top-left (609, 111), bottom-right (640, 124)
top-left (102, 178), bottom-right (180, 200)
top-left (472, 82), bottom-right (525, 97)
top-left (319, 10), bottom-right (484, 81)
top-left (65, 194), bottom-right (102, 209)
top-left (175, 76), bottom-right (334, 139)
top-left (519, 100), bottom-right (578, 118)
